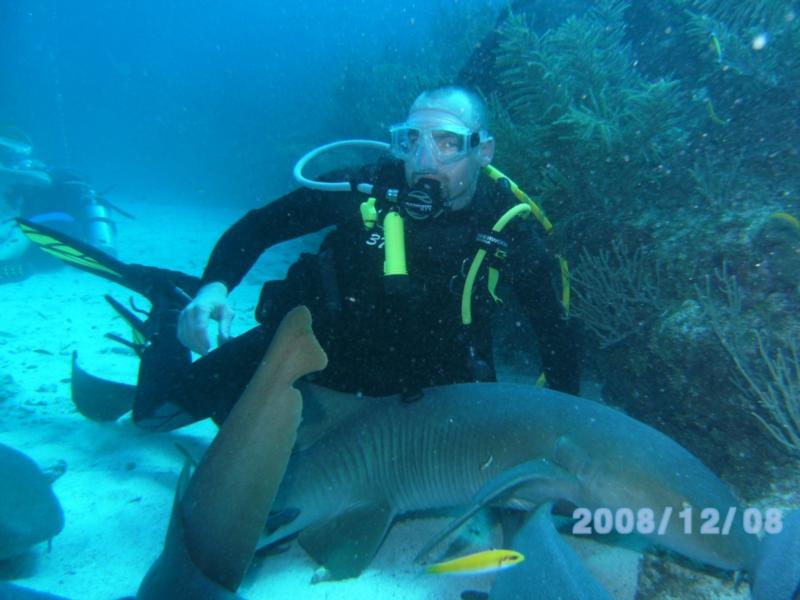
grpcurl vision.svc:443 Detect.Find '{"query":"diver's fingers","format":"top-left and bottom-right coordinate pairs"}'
top-left (217, 304), bottom-right (234, 346)
top-left (191, 307), bottom-right (213, 355)
top-left (178, 303), bottom-right (212, 355)
top-left (177, 308), bottom-right (191, 349)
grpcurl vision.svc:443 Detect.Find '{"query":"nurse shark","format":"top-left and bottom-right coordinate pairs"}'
top-left (262, 380), bottom-right (799, 598)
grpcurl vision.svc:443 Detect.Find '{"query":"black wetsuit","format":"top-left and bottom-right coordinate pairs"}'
top-left (136, 160), bottom-right (579, 430)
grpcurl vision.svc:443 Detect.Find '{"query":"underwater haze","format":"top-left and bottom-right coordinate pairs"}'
top-left (1, 0), bottom-right (800, 599)
top-left (1, 0), bottom-right (490, 204)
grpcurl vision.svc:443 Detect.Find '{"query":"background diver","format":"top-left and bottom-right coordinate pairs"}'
top-left (0, 127), bottom-right (124, 284)
top-left (23, 85), bottom-right (581, 431)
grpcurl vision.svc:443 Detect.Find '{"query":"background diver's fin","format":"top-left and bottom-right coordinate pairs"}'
top-left (15, 218), bottom-right (203, 304)
top-left (16, 218), bottom-right (130, 286)
top-left (71, 351), bottom-right (135, 422)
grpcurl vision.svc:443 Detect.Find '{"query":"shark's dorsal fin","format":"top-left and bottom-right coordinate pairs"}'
top-left (294, 382), bottom-right (373, 451)
top-left (415, 459), bottom-right (577, 563)
top-left (298, 500), bottom-right (395, 580)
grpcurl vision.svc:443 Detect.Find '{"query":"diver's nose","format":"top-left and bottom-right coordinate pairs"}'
top-left (413, 138), bottom-right (437, 171)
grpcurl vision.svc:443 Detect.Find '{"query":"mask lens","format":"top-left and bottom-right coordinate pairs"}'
top-left (390, 126), bottom-right (420, 160)
top-left (430, 129), bottom-right (467, 163)
top-left (390, 124), bottom-right (473, 164)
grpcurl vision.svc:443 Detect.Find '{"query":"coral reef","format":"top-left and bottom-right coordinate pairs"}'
top-left (490, 1), bottom-right (692, 228)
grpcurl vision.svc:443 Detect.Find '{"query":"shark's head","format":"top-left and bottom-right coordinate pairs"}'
top-left (569, 432), bottom-right (758, 571)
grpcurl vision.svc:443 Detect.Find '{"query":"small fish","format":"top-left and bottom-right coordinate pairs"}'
top-left (709, 31), bottom-right (723, 63)
top-left (705, 98), bottom-right (728, 126)
top-left (770, 212), bottom-right (800, 231)
top-left (426, 549), bottom-right (524, 575)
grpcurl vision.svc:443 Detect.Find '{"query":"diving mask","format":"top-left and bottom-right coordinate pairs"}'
top-left (389, 123), bottom-right (482, 165)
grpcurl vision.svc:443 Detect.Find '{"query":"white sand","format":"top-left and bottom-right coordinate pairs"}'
top-left (0, 195), bottom-right (761, 599)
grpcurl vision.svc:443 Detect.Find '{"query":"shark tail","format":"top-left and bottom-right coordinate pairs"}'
top-left (250, 305), bottom-right (329, 391)
top-left (178, 305), bottom-right (327, 591)
top-left (138, 306), bottom-right (329, 597)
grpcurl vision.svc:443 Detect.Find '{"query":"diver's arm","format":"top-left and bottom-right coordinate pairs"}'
top-left (507, 228), bottom-right (581, 395)
top-left (176, 187), bottom-right (347, 354)
top-left (180, 162), bottom-right (398, 354)
top-left (0, 165), bottom-right (52, 191)
top-left (181, 172), bottom-right (365, 354)
top-left (201, 184), bottom-right (355, 291)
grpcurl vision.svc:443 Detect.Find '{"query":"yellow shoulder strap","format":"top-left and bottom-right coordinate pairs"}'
top-left (480, 165), bottom-right (570, 315)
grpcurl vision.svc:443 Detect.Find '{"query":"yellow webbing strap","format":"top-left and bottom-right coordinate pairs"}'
top-left (481, 165), bottom-right (571, 315)
top-left (461, 203), bottom-right (531, 325)
top-left (559, 255), bottom-right (571, 316)
top-left (483, 164), bottom-right (553, 233)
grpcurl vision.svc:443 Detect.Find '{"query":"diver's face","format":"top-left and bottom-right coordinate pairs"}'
top-left (401, 108), bottom-right (494, 211)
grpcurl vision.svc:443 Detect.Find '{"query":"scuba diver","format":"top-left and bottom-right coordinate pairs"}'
top-left (21, 86), bottom-right (581, 431)
top-left (0, 128), bottom-right (119, 283)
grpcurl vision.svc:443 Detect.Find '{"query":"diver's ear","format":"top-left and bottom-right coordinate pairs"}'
top-left (478, 137), bottom-right (495, 166)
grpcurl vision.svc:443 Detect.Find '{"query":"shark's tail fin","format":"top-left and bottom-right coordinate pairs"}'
top-left (251, 304), bottom-right (329, 390)
top-left (751, 508), bottom-right (800, 600)
top-left (177, 305), bottom-right (327, 591)
top-left (139, 306), bottom-right (329, 596)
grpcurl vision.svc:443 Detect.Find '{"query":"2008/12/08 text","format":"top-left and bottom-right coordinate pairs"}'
top-left (571, 507), bottom-right (783, 536)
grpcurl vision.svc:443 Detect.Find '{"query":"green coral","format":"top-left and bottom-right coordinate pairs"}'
top-left (489, 0), bottom-right (691, 223)
top-left (685, 9), bottom-right (799, 90)
top-left (693, 0), bottom-right (793, 31)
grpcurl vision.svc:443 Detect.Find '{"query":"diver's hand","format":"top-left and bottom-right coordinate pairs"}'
top-left (177, 281), bottom-right (234, 355)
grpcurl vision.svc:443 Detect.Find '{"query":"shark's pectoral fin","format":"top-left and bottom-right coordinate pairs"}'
top-left (490, 502), bottom-right (613, 600)
top-left (415, 459), bottom-right (579, 563)
top-left (298, 500), bottom-right (395, 580)
top-left (265, 507), bottom-right (300, 534)
top-left (474, 458), bottom-right (578, 508)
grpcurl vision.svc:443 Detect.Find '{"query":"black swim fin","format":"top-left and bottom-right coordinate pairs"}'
top-left (16, 218), bottom-right (202, 304)
top-left (71, 351), bottom-right (135, 422)
top-left (104, 294), bottom-right (148, 355)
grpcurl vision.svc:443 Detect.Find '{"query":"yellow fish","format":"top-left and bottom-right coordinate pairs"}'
top-left (709, 32), bottom-right (723, 63)
top-left (425, 549), bottom-right (524, 575)
top-left (770, 212), bottom-right (800, 231)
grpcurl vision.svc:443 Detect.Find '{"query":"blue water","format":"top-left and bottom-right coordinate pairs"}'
top-left (1, 0), bottom-right (499, 203)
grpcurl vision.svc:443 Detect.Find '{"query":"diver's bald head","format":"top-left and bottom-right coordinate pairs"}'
top-left (407, 87), bottom-right (489, 133)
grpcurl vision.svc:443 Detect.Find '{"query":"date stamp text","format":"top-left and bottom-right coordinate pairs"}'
top-left (571, 507), bottom-right (783, 536)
